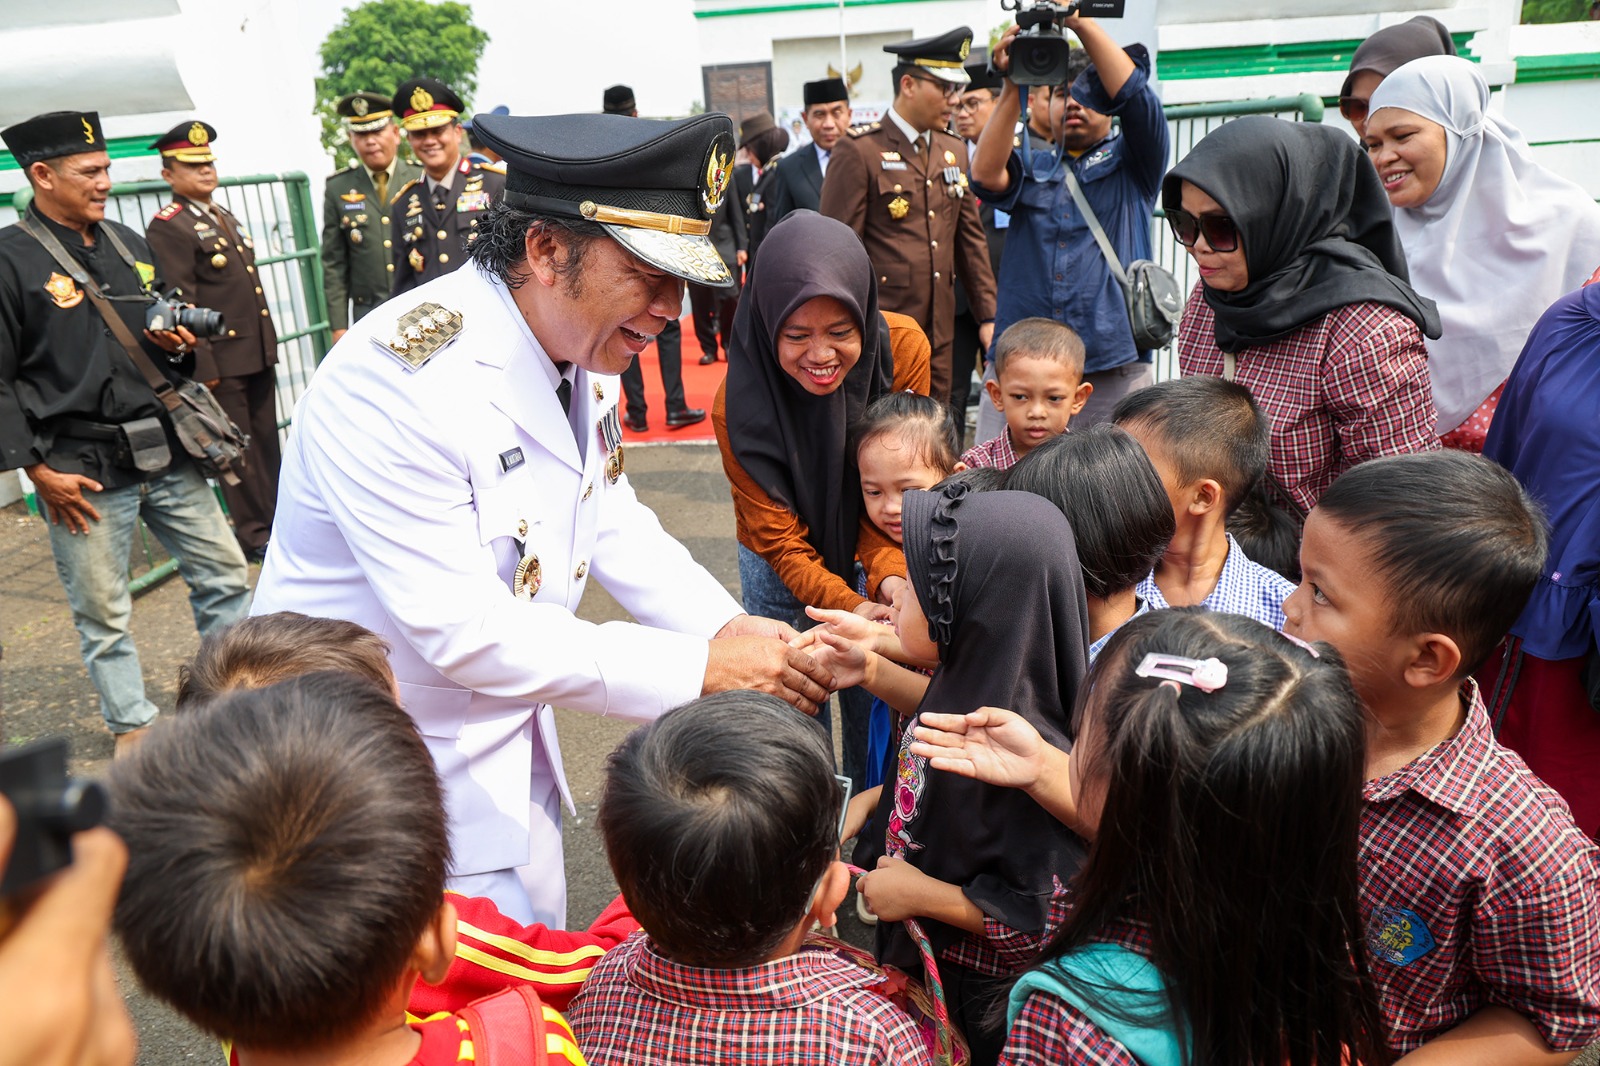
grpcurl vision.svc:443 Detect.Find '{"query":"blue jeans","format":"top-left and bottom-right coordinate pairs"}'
top-left (43, 462), bottom-right (251, 733)
top-left (737, 544), bottom-right (873, 787)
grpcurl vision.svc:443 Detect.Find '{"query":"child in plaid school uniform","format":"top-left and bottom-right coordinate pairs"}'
top-left (962, 318), bottom-right (1092, 471)
top-left (1285, 452), bottom-right (1600, 1060)
top-left (566, 691), bottom-right (935, 1066)
top-left (1113, 376), bottom-right (1297, 630)
top-left (109, 672), bottom-right (588, 1066)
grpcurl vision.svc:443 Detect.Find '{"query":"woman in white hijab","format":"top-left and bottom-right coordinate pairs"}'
top-left (1366, 55), bottom-right (1600, 451)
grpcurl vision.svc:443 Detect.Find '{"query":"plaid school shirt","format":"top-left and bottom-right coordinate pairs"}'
top-left (999, 920), bottom-right (1153, 1066)
top-left (1361, 682), bottom-right (1600, 1053)
top-left (566, 931), bottom-right (936, 1065)
top-left (959, 427), bottom-right (1023, 471)
top-left (1178, 291), bottom-right (1438, 515)
top-left (1135, 534), bottom-right (1295, 631)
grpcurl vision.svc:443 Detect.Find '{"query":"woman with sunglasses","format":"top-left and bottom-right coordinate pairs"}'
top-left (1366, 56), bottom-right (1600, 454)
top-left (1164, 116), bottom-right (1442, 519)
top-left (1337, 15), bottom-right (1456, 141)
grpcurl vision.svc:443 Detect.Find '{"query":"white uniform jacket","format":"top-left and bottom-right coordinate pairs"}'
top-left (252, 264), bottom-right (743, 878)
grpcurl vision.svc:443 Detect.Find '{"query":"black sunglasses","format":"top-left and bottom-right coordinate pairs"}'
top-left (1339, 95), bottom-right (1370, 123)
top-left (1166, 208), bottom-right (1240, 253)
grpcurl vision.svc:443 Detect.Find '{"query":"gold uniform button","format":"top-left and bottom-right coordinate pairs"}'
top-left (436, 229), bottom-right (448, 240)
top-left (927, 210), bottom-right (935, 219)
top-left (880, 275), bottom-right (887, 283)
top-left (381, 215), bottom-right (390, 225)
top-left (387, 263), bottom-right (395, 272)
top-left (933, 271), bottom-right (941, 280)
top-left (930, 240), bottom-right (938, 249)
top-left (439, 252), bottom-right (449, 264)
top-left (246, 265), bottom-right (256, 274)
top-left (383, 239), bottom-right (392, 249)
top-left (926, 179), bottom-right (933, 187)
top-left (227, 329), bottom-right (237, 337)
top-left (516, 518), bottom-right (528, 537)
top-left (254, 286), bottom-right (263, 294)
top-left (574, 561), bottom-right (588, 580)
top-left (892, 183), bottom-right (902, 193)
top-left (260, 308), bottom-right (270, 317)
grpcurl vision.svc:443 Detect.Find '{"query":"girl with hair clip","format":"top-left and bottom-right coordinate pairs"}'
top-left (912, 608), bottom-right (1390, 1066)
top-left (813, 481), bottom-right (1091, 1066)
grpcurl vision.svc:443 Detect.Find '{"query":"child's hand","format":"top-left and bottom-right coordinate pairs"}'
top-left (803, 605), bottom-right (886, 643)
top-left (876, 575), bottom-right (908, 606)
top-left (809, 629), bottom-right (870, 691)
top-left (911, 707), bottom-right (1050, 791)
top-left (855, 856), bottom-right (935, 924)
top-left (852, 600), bottom-right (895, 623)
top-left (841, 785), bottom-right (882, 843)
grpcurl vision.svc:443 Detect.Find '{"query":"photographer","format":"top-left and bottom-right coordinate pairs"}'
top-left (0, 111), bottom-right (251, 756)
top-left (970, 11), bottom-right (1168, 429)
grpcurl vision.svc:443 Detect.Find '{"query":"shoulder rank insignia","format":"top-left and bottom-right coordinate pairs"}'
top-left (480, 160), bottom-right (506, 175)
top-left (375, 302), bottom-right (464, 371)
top-left (457, 158), bottom-right (471, 175)
top-left (848, 122), bottom-right (881, 138)
top-left (153, 202), bottom-right (183, 222)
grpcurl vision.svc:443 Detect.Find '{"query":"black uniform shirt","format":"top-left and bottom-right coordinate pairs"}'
top-left (0, 206), bottom-right (191, 487)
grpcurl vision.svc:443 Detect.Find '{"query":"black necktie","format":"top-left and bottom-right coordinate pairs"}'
top-left (557, 378), bottom-right (572, 416)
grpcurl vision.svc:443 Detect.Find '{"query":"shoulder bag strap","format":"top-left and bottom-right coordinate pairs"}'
top-left (1060, 162), bottom-right (1130, 290)
top-left (17, 217), bottom-right (182, 413)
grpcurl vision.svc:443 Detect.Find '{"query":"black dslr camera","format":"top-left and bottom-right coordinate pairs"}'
top-left (0, 738), bottom-right (107, 897)
top-left (145, 288), bottom-right (226, 339)
top-left (1002, 0), bottom-right (1127, 87)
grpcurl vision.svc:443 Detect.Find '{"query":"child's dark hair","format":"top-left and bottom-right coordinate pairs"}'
top-left (992, 317), bottom-right (1086, 380)
top-left (599, 691), bottom-right (841, 968)
top-left (937, 466), bottom-right (1008, 493)
top-left (110, 672), bottom-right (450, 1051)
top-left (1112, 377), bottom-right (1270, 517)
top-left (1006, 425), bottom-right (1175, 599)
top-left (1037, 608), bottom-right (1389, 1066)
top-left (176, 612), bottom-right (393, 710)
top-left (852, 391), bottom-right (960, 475)
top-left (1229, 484), bottom-right (1303, 583)
top-left (1317, 451), bottom-right (1548, 675)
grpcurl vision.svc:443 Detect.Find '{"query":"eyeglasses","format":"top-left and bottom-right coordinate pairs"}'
top-left (1165, 208), bottom-right (1240, 253)
top-left (953, 96), bottom-right (993, 114)
top-left (1338, 96), bottom-right (1369, 123)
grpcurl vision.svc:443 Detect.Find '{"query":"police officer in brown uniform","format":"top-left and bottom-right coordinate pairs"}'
top-left (819, 28), bottom-right (997, 404)
top-left (144, 121), bottom-right (278, 560)
top-left (388, 77), bottom-right (506, 295)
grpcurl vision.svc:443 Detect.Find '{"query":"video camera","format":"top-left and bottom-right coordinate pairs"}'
top-left (145, 288), bottom-right (226, 339)
top-left (1001, 0), bottom-right (1127, 87)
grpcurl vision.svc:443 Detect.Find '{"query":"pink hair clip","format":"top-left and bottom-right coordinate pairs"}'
top-left (1135, 653), bottom-right (1228, 693)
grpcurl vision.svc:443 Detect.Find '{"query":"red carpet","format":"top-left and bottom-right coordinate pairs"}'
top-left (623, 315), bottom-right (723, 444)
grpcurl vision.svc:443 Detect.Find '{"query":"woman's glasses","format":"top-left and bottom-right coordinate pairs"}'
top-left (1165, 209), bottom-right (1240, 253)
top-left (1338, 96), bottom-right (1370, 123)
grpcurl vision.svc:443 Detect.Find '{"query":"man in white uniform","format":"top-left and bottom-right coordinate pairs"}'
top-left (252, 111), bottom-right (832, 925)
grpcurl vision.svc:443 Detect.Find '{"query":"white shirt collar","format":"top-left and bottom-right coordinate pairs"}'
top-left (886, 106), bottom-right (928, 152)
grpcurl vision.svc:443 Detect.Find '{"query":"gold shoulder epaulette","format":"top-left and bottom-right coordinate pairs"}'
top-left (152, 202), bottom-right (183, 222)
top-left (389, 178), bottom-right (421, 205)
top-left (479, 160), bottom-right (506, 175)
top-left (847, 122), bottom-right (881, 138)
top-left (373, 302), bottom-right (464, 371)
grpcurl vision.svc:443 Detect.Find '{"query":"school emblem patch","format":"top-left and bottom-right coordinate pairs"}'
top-left (44, 272), bottom-right (83, 309)
top-left (1368, 906), bottom-right (1437, 967)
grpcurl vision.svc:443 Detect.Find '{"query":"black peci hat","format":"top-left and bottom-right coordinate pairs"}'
top-left (2, 111), bottom-right (106, 168)
top-left (803, 78), bottom-right (849, 107)
top-left (393, 77), bottom-right (464, 132)
top-left (601, 85), bottom-right (636, 115)
top-left (964, 56), bottom-right (1003, 93)
top-left (471, 111), bottom-right (737, 288)
top-left (885, 27), bottom-right (974, 85)
top-left (150, 120), bottom-right (217, 164)
top-left (337, 92), bottom-right (396, 133)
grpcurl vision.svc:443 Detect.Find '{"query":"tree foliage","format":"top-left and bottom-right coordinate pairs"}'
top-left (1521, 0), bottom-right (1591, 21)
top-left (314, 0), bottom-right (489, 167)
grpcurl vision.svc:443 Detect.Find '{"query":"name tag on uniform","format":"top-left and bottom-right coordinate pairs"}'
top-left (499, 447), bottom-right (524, 472)
top-left (880, 160), bottom-right (908, 171)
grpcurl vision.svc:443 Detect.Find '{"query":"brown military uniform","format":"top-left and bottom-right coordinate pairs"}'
top-left (820, 119), bottom-right (997, 403)
top-left (389, 157), bottom-right (506, 295)
top-left (145, 194), bottom-right (279, 554)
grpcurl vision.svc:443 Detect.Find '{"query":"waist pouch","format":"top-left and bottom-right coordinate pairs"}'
top-left (57, 416), bottom-right (172, 473)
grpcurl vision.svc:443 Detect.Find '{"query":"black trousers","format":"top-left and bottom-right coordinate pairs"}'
top-left (211, 366), bottom-right (280, 554)
top-left (620, 318), bottom-right (687, 419)
top-left (688, 283), bottom-right (738, 360)
top-left (949, 308), bottom-right (983, 431)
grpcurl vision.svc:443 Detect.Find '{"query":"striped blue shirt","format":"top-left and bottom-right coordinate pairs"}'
top-left (1136, 534), bottom-right (1296, 632)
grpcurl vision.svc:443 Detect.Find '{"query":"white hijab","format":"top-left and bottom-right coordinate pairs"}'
top-left (1370, 56), bottom-right (1600, 434)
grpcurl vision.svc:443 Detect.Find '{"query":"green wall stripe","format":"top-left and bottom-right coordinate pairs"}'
top-left (695, 0), bottom-right (940, 18)
top-left (1515, 51), bottom-right (1600, 83)
top-left (1159, 32), bottom-right (1477, 81)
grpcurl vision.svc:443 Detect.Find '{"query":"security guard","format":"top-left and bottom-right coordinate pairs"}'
top-left (321, 92), bottom-right (422, 340)
top-left (0, 111), bottom-right (250, 751)
top-left (144, 121), bottom-right (279, 560)
top-left (388, 77), bottom-right (505, 295)
top-left (252, 109), bottom-right (830, 926)
top-left (820, 27), bottom-right (998, 404)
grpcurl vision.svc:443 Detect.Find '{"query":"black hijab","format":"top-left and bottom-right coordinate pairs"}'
top-left (1163, 116), bottom-right (1441, 352)
top-left (862, 485), bottom-right (1090, 969)
top-left (725, 210), bottom-right (895, 580)
top-left (1340, 15), bottom-right (1456, 98)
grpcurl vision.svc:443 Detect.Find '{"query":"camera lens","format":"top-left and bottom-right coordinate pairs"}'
top-left (1013, 34), bottom-right (1071, 86)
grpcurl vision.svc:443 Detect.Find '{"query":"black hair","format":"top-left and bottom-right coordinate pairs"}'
top-left (852, 392), bottom-right (961, 476)
top-left (598, 691), bottom-right (841, 968)
top-left (466, 199), bottom-right (607, 292)
top-left (1064, 46), bottom-right (1094, 93)
top-left (745, 126), bottom-right (790, 165)
top-left (1316, 451), bottom-right (1548, 675)
top-left (992, 317), bottom-right (1085, 380)
top-left (110, 673), bottom-right (449, 1051)
top-left (177, 612), bottom-right (393, 710)
top-left (1112, 377), bottom-right (1270, 516)
top-left (1006, 425), bottom-right (1175, 600)
top-left (1229, 484), bottom-right (1303, 583)
top-left (937, 466), bottom-right (1008, 493)
top-left (891, 62), bottom-right (916, 99)
top-left (1034, 608), bottom-right (1389, 1066)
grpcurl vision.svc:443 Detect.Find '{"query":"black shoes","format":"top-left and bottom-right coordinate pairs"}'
top-left (666, 407), bottom-right (707, 429)
top-left (698, 352), bottom-right (719, 365)
top-left (623, 411), bottom-right (648, 433)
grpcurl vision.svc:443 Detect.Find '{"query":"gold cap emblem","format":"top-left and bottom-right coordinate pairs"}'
top-left (959, 37), bottom-right (971, 60)
top-left (410, 86), bottom-right (435, 113)
top-left (702, 150), bottom-right (732, 215)
top-left (188, 122), bottom-right (208, 146)
top-left (352, 96), bottom-right (369, 116)
top-left (81, 117), bottom-right (95, 144)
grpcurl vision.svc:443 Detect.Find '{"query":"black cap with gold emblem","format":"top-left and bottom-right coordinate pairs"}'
top-left (2, 111), bottom-right (106, 168)
top-left (149, 120), bottom-right (218, 164)
top-left (471, 111), bottom-right (737, 289)
top-left (885, 27), bottom-right (975, 85)
top-left (337, 92), bottom-right (396, 133)
top-left (393, 77), bottom-right (464, 132)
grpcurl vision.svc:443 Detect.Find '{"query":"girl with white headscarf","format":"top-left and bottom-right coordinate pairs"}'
top-left (1366, 55), bottom-right (1600, 450)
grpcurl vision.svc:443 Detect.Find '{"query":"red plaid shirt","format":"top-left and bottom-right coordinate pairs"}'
top-left (1361, 682), bottom-right (1600, 1053)
top-left (1178, 289), bottom-right (1438, 514)
top-left (566, 932), bottom-right (936, 1065)
top-left (998, 921), bottom-right (1152, 1066)
top-left (959, 427), bottom-right (1023, 471)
